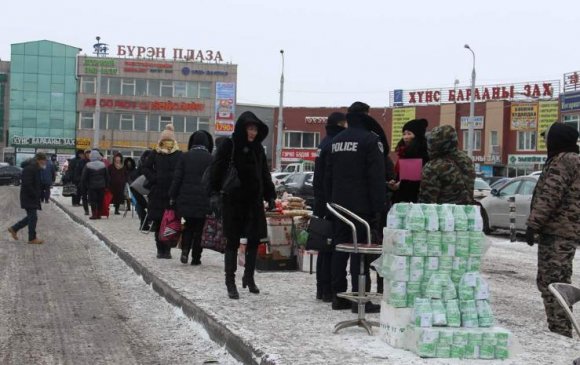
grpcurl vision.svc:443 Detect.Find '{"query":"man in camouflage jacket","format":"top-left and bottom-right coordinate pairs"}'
top-left (527, 122), bottom-right (580, 338)
top-left (418, 125), bottom-right (475, 204)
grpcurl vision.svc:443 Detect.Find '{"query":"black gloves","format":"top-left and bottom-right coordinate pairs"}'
top-left (210, 194), bottom-right (222, 218)
top-left (525, 226), bottom-right (536, 246)
top-left (267, 199), bottom-right (276, 212)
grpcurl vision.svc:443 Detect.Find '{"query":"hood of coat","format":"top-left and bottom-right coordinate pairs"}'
top-left (89, 150), bottom-right (102, 161)
top-left (124, 157), bottom-right (136, 171)
top-left (345, 112), bottom-right (390, 152)
top-left (546, 122), bottom-right (580, 160)
top-left (426, 125), bottom-right (458, 158)
top-left (325, 124), bottom-right (345, 137)
top-left (232, 111), bottom-right (269, 147)
top-left (188, 130), bottom-right (214, 153)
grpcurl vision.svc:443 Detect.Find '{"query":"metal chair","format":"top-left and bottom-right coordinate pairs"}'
top-left (549, 283), bottom-right (580, 338)
top-left (326, 203), bottom-right (383, 335)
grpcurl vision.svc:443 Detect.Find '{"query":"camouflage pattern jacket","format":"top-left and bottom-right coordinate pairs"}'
top-left (527, 152), bottom-right (580, 240)
top-left (418, 125), bottom-right (475, 205)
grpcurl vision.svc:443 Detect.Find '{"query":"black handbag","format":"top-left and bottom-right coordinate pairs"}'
top-left (305, 216), bottom-right (334, 252)
top-left (221, 138), bottom-right (241, 194)
top-left (62, 183), bottom-right (77, 197)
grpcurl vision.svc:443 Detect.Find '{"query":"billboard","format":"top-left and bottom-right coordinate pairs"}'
top-left (537, 101), bottom-right (559, 151)
top-left (561, 90), bottom-right (580, 112)
top-left (215, 82), bottom-right (236, 136)
top-left (391, 107), bottom-right (416, 150)
top-left (460, 116), bottom-right (484, 130)
top-left (510, 103), bottom-right (538, 131)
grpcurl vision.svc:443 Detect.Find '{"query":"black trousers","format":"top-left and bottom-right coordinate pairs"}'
top-left (182, 217), bottom-right (205, 262)
top-left (72, 182), bottom-right (82, 205)
top-left (331, 216), bottom-right (373, 296)
top-left (11, 209), bottom-right (38, 241)
top-left (316, 251), bottom-right (333, 294)
top-left (153, 220), bottom-right (171, 255)
top-left (88, 188), bottom-right (104, 208)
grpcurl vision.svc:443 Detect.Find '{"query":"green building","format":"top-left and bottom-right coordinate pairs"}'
top-left (8, 40), bottom-right (81, 165)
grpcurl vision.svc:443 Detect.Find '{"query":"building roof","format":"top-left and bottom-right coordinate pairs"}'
top-left (11, 39), bottom-right (82, 52)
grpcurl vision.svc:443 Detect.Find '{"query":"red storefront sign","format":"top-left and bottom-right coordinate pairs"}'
top-left (123, 60), bottom-right (173, 73)
top-left (281, 149), bottom-right (318, 161)
top-left (84, 98), bottom-right (204, 112)
top-left (390, 80), bottom-right (560, 106)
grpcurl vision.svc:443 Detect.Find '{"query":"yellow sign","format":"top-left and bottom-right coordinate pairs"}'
top-left (76, 138), bottom-right (91, 150)
top-left (537, 101), bottom-right (559, 151)
top-left (391, 107), bottom-right (416, 151)
top-left (510, 103), bottom-right (538, 130)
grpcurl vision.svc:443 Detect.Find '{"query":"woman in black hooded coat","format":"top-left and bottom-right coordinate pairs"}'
top-left (169, 130), bottom-right (214, 266)
top-left (210, 111), bottom-right (276, 299)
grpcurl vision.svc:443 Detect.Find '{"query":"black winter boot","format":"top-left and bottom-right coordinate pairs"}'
top-left (225, 250), bottom-right (239, 299)
top-left (242, 247), bottom-right (260, 294)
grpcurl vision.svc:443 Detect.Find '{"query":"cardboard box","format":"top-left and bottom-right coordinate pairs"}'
top-left (297, 249), bottom-right (318, 273)
top-left (379, 301), bottom-right (413, 349)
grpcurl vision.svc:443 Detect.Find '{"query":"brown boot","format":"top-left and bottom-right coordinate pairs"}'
top-left (28, 238), bottom-right (44, 245)
top-left (8, 227), bottom-right (18, 240)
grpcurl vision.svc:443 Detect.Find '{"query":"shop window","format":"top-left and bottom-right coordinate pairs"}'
top-left (120, 114), bottom-right (134, 131)
top-left (81, 77), bottom-right (95, 94)
top-left (187, 82), bottom-right (199, 98)
top-left (134, 114), bottom-right (147, 131)
top-left (159, 116), bottom-right (172, 131)
top-left (80, 112), bottom-right (94, 129)
top-left (173, 116), bottom-right (185, 132)
top-left (160, 81), bottom-right (173, 97)
top-left (564, 115), bottom-right (580, 137)
top-left (136, 79), bottom-right (147, 97)
top-left (462, 130), bottom-right (482, 151)
top-left (517, 131), bottom-right (536, 151)
top-left (174, 82), bottom-right (187, 98)
top-left (108, 78), bottom-right (121, 95)
top-left (199, 82), bottom-right (211, 99)
top-left (148, 80), bottom-right (160, 97)
top-left (284, 131), bottom-right (320, 149)
top-left (121, 79), bottom-right (136, 96)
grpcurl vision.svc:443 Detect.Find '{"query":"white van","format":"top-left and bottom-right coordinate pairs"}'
top-left (283, 161), bottom-right (315, 174)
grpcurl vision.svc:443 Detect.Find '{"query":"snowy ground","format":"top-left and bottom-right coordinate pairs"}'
top-left (0, 188), bottom-right (240, 365)
top-left (51, 190), bottom-right (580, 365)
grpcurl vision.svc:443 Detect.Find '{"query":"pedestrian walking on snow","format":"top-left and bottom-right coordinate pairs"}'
top-left (169, 130), bottom-right (214, 266)
top-left (142, 124), bottom-right (182, 259)
top-left (39, 156), bottom-right (56, 203)
top-left (8, 152), bottom-right (47, 244)
top-left (81, 150), bottom-right (109, 220)
top-left (108, 153), bottom-right (128, 215)
top-left (527, 122), bottom-right (580, 338)
top-left (210, 111), bottom-right (276, 300)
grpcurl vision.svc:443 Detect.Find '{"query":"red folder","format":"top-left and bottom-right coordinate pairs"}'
top-left (399, 159), bottom-right (423, 181)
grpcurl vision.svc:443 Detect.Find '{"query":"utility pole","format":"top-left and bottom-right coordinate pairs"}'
top-left (464, 44), bottom-right (476, 158)
top-left (92, 37), bottom-right (109, 149)
top-left (275, 50), bottom-right (285, 171)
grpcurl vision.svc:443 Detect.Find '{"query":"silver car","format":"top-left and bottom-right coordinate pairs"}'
top-left (480, 176), bottom-right (539, 234)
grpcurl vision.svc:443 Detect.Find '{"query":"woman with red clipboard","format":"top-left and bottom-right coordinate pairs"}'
top-left (389, 118), bottom-right (429, 203)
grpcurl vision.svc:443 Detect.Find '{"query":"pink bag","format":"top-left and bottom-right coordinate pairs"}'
top-left (159, 209), bottom-right (182, 247)
top-left (201, 214), bottom-right (227, 253)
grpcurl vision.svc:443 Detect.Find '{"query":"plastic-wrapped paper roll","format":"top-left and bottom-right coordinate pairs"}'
top-left (455, 231), bottom-right (470, 257)
top-left (460, 300), bottom-right (479, 328)
top-left (438, 204), bottom-right (455, 232)
top-left (383, 254), bottom-right (410, 282)
top-left (427, 231), bottom-right (442, 256)
top-left (467, 256), bottom-right (481, 272)
top-left (431, 299), bottom-right (447, 326)
top-left (468, 231), bottom-right (484, 257)
top-left (423, 204), bottom-right (440, 232)
top-left (388, 281), bottom-right (408, 308)
top-left (453, 205), bottom-right (468, 231)
top-left (413, 231), bottom-right (428, 257)
top-left (391, 229), bottom-right (414, 256)
top-left (414, 298), bottom-right (434, 328)
top-left (465, 331), bottom-right (483, 359)
top-left (409, 256), bottom-right (425, 283)
top-left (442, 276), bottom-right (458, 300)
top-left (407, 282), bottom-right (422, 307)
top-left (437, 330), bottom-right (452, 358)
top-left (480, 332), bottom-right (497, 359)
top-left (445, 299), bottom-right (461, 327)
top-left (439, 256), bottom-right (453, 274)
top-left (476, 300), bottom-right (494, 327)
top-left (406, 204), bottom-right (426, 231)
top-left (424, 257), bottom-right (439, 282)
top-left (451, 331), bottom-right (467, 358)
top-left (452, 257), bottom-right (467, 284)
top-left (465, 205), bottom-right (484, 232)
top-left (417, 328), bottom-right (439, 358)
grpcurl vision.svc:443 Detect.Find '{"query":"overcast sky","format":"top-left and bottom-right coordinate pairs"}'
top-left (1, 0), bottom-right (577, 107)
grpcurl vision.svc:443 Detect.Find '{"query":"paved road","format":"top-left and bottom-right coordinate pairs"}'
top-left (0, 187), bottom-right (238, 365)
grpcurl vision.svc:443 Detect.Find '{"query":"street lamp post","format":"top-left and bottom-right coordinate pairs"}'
top-left (464, 44), bottom-right (476, 158)
top-left (275, 50), bottom-right (285, 171)
top-left (92, 37), bottom-right (109, 149)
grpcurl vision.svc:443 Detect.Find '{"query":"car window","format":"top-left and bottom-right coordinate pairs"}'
top-left (499, 181), bottom-right (520, 196)
top-left (518, 180), bottom-right (537, 195)
top-left (286, 166), bottom-right (295, 173)
top-left (474, 179), bottom-right (490, 190)
top-left (305, 174), bottom-right (314, 184)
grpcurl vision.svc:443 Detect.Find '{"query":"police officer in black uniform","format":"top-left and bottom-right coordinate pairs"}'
top-left (325, 111), bottom-right (386, 312)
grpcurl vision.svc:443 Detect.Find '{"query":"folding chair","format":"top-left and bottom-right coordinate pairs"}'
top-left (326, 203), bottom-right (383, 335)
top-left (124, 186), bottom-right (136, 218)
top-left (548, 283), bottom-right (580, 338)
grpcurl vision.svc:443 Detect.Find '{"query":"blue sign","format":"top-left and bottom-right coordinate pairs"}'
top-left (182, 67), bottom-right (228, 77)
top-left (561, 91), bottom-right (580, 112)
top-left (393, 89), bottom-right (403, 106)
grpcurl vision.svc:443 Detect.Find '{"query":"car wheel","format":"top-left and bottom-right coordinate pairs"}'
top-left (481, 207), bottom-right (492, 235)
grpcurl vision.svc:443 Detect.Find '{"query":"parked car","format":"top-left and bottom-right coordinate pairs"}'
top-left (490, 177), bottom-right (511, 190)
top-left (474, 178), bottom-right (492, 201)
top-left (0, 165), bottom-right (22, 186)
top-left (281, 172), bottom-right (314, 207)
top-left (528, 171), bottom-right (542, 177)
top-left (479, 176), bottom-right (538, 234)
top-left (282, 161), bottom-right (315, 174)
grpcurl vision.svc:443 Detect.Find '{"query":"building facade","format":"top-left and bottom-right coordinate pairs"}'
top-left (8, 40), bottom-right (81, 165)
top-left (561, 70), bottom-right (580, 136)
top-left (0, 61), bottom-right (9, 162)
top-left (76, 56), bottom-right (237, 159)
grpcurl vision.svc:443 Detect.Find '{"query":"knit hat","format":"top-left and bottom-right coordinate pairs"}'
top-left (159, 124), bottom-right (176, 142)
top-left (403, 118), bottom-right (429, 139)
top-left (327, 112), bottom-right (346, 127)
top-left (89, 150), bottom-right (101, 161)
top-left (546, 122), bottom-right (580, 159)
